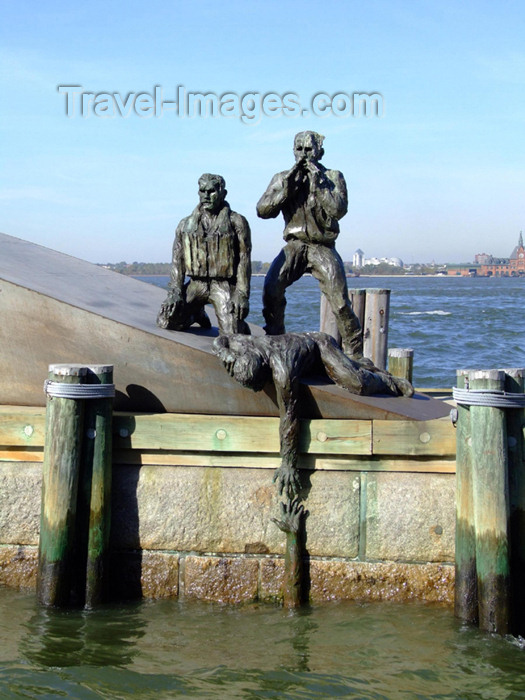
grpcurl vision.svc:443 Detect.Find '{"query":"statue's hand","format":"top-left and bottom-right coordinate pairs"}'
top-left (305, 160), bottom-right (323, 188)
top-left (212, 337), bottom-right (237, 376)
top-left (271, 497), bottom-right (306, 534)
top-left (156, 291), bottom-right (183, 328)
top-left (283, 161), bottom-right (304, 193)
top-left (289, 158), bottom-right (305, 175)
top-left (273, 463), bottom-right (301, 501)
top-left (156, 306), bottom-right (171, 328)
top-left (231, 289), bottom-right (249, 321)
top-left (165, 289), bottom-right (182, 308)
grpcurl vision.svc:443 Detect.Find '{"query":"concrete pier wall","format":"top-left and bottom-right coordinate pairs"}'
top-left (0, 407), bottom-right (456, 604)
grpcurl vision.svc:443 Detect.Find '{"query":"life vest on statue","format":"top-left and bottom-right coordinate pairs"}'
top-left (181, 204), bottom-right (238, 279)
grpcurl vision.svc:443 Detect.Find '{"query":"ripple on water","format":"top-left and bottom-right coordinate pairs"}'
top-left (2, 592), bottom-right (525, 699)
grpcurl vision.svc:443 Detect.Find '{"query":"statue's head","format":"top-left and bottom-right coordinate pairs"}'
top-left (213, 336), bottom-right (270, 392)
top-left (198, 173), bottom-right (226, 214)
top-left (293, 131), bottom-right (324, 163)
top-left (231, 350), bottom-right (268, 391)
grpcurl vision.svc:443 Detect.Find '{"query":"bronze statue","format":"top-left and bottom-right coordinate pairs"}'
top-left (157, 174), bottom-right (251, 334)
top-left (256, 132), bottom-right (362, 356)
top-left (214, 332), bottom-right (413, 499)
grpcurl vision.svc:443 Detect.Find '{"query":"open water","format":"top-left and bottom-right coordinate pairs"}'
top-left (2, 588), bottom-right (525, 699)
top-left (139, 274), bottom-right (525, 389)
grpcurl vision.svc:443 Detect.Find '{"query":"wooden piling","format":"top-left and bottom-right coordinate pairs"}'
top-left (349, 288), bottom-right (366, 332)
top-left (319, 295), bottom-right (341, 346)
top-left (469, 369), bottom-right (510, 634)
top-left (388, 348), bottom-right (414, 383)
top-left (320, 288), bottom-right (367, 349)
top-left (80, 365), bottom-right (114, 608)
top-left (320, 288), bottom-right (390, 366)
top-left (454, 369), bottom-right (478, 624)
top-left (362, 289), bottom-right (390, 370)
top-left (37, 364), bottom-right (87, 607)
top-left (503, 368), bottom-right (525, 635)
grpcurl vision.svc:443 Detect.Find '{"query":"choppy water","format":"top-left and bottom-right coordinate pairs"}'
top-left (139, 274), bottom-right (525, 388)
top-left (2, 588), bottom-right (525, 699)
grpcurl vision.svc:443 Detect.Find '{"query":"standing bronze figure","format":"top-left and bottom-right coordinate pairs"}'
top-left (157, 173), bottom-right (251, 334)
top-left (256, 131), bottom-right (362, 357)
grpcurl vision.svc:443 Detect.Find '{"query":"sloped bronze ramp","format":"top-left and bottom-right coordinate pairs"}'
top-left (0, 232), bottom-right (449, 420)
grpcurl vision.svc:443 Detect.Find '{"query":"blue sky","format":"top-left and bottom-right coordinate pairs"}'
top-left (1, 0), bottom-right (524, 264)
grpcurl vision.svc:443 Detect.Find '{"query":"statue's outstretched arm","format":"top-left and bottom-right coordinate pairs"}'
top-left (256, 172), bottom-right (290, 219)
top-left (167, 221), bottom-right (185, 300)
top-left (272, 373), bottom-right (302, 500)
top-left (271, 497), bottom-right (306, 607)
top-left (232, 214), bottom-right (252, 321)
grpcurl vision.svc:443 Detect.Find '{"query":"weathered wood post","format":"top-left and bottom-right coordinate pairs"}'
top-left (320, 288), bottom-right (367, 349)
top-left (349, 288), bottom-right (366, 333)
top-left (362, 289), bottom-right (390, 370)
top-left (388, 348), bottom-right (414, 383)
top-left (453, 369), bottom-right (478, 624)
top-left (454, 367), bottom-right (525, 635)
top-left (38, 363), bottom-right (114, 608)
top-left (38, 364), bottom-right (87, 606)
top-left (319, 295), bottom-right (341, 345)
top-left (504, 368), bottom-right (525, 634)
top-left (319, 289), bottom-right (388, 370)
top-left (469, 369), bottom-right (510, 634)
top-left (319, 288), bottom-right (390, 369)
top-left (79, 365), bottom-right (114, 608)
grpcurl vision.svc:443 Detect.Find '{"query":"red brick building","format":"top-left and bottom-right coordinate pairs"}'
top-left (479, 231), bottom-right (525, 277)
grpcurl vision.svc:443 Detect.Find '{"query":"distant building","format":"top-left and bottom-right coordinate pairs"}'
top-left (474, 253), bottom-right (492, 265)
top-left (477, 231), bottom-right (525, 277)
top-left (362, 255), bottom-right (404, 268)
top-left (353, 249), bottom-right (365, 268)
top-left (510, 230), bottom-right (525, 274)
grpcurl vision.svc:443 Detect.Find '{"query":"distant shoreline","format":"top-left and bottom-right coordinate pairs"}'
top-left (131, 272), bottom-right (505, 279)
